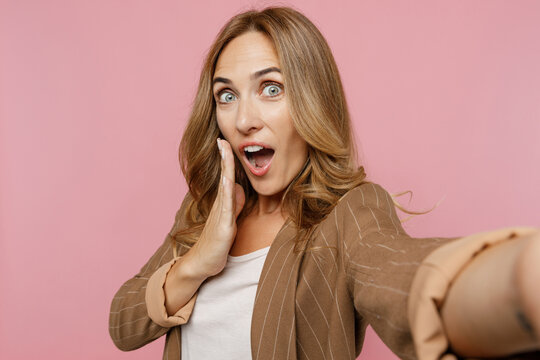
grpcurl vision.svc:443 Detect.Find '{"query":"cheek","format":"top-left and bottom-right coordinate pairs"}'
top-left (216, 114), bottom-right (230, 138)
top-left (283, 135), bottom-right (308, 171)
top-left (293, 142), bottom-right (308, 166)
top-left (286, 123), bottom-right (307, 152)
top-left (277, 114), bottom-right (307, 161)
top-left (263, 102), bottom-right (287, 119)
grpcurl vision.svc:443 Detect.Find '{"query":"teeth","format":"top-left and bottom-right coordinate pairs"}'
top-left (244, 145), bottom-right (264, 152)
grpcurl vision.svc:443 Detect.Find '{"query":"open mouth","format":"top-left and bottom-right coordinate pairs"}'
top-left (240, 144), bottom-right (275, 176)
top-left (244, 145), bottom-right (275, 169)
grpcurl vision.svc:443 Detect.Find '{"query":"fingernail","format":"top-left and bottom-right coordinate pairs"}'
top-left (216, 139), bottom-right (224, 159)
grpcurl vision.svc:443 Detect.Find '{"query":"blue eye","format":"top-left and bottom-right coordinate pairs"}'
top-left (262, 84), bottom-right (282, 97)
top-left (218, 91), bottom-right (236, 103)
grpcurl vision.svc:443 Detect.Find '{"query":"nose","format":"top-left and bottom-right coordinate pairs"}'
top-left (235, 98), bottom-right (263, 135)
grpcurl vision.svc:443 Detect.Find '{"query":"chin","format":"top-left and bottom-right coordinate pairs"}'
top-left (246, 177), bottom-right (286, 198)
top-left (250, 183), bottom-right (282, 197)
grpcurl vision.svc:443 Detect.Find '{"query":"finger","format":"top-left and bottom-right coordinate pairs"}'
top-left (213, 138), bottom-right (225, 218)
top-left (219, 139), bottom-right (235, 224)
top-left (220, 139), bottom-right (235, 185)
top-left (218, 138), bottom-right (225, 186)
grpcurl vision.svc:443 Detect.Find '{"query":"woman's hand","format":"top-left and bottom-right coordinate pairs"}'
top-left (516, 232), bottom-right (540, 343)
top-left (441, 231), bottom-right (540, 357)
top-left (184, 138), bottom-right (246, 278)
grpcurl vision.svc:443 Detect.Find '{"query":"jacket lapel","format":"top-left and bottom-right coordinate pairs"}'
top-left (251, 219), bottom-right (305, 360)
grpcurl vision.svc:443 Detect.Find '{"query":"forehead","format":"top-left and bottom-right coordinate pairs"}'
top-left (214, 31), bottom-right (280, 78)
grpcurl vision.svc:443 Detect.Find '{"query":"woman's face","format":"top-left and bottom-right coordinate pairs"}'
top-left (213, 31), bottom-right (308, 197)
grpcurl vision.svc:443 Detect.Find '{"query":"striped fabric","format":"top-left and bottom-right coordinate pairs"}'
top-left (108, 181), bottom-right (536, 359)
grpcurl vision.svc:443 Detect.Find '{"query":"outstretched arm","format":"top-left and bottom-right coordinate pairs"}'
top-left (339, 181), bottom-right (540, 359)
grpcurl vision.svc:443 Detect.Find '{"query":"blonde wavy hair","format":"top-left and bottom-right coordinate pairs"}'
top-left (170, 6), bottom-right (429, 254)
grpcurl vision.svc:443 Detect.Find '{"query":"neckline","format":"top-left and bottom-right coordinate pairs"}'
top-left (227, 245), bottom-right (271, 263)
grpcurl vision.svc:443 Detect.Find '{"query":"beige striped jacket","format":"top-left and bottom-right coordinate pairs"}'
top-left (109, 181), bottom-right (539, 359)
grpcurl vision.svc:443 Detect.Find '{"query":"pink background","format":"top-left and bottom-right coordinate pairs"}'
top-left (1, 0), bottom-right (539, 359)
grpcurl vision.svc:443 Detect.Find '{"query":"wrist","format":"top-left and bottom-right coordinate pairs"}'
top-left (177, 249), bottom-right (209, 282)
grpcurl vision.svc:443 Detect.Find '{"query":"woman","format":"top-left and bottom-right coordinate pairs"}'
top-left (109, 6), bottom-right (540, 360)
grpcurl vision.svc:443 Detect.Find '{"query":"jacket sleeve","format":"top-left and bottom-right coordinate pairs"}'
top-left (338, 182), bottom-right (538, 360)
top-left (408, 225), bottom-right (539, 360)
top-left (108, 193), bottom-right (197, 351)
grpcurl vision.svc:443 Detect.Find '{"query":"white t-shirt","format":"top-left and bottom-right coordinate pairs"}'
top-left (181, 246), bottom-right (271, 359)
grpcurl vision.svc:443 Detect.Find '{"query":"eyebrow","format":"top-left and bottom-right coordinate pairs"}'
top-left (212, 67), bottom-right (281, 87)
